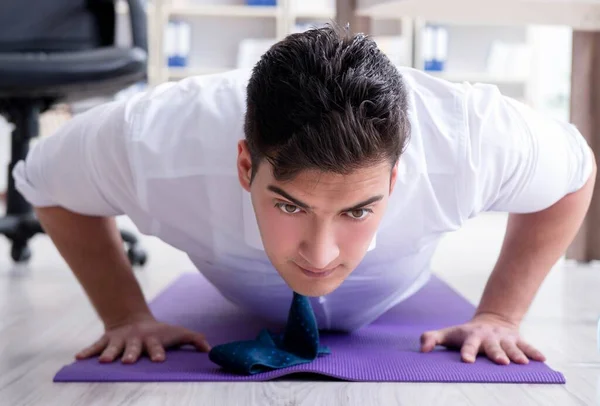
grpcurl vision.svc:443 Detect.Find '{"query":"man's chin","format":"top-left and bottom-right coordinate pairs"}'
top-left (284, 276), bottom-right (343, 297)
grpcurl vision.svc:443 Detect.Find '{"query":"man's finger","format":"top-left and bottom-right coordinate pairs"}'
top-left (501, 339), bottom-right (528, 364)
top-left (76, 336), bottom-right (109, 360)
top-left (98, 338), bottom-right (125, 363)
top-left (144, 337), bottom-right (166, 362)
top-left (460, 335), bottom-right (482, 363)
top-left (180, 331), bottom-right (212, 352)
top-left (517, 340), bottom-right (546, 362)
top-left (420, 330), bottom-right (443, 353)
top-left (482, 339), bottom-right (510, 365)
top-left (122, 337), bottom-right (143, 364)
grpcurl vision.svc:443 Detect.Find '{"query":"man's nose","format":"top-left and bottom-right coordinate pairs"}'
top-left (298, 225), bottom-right (340, 270)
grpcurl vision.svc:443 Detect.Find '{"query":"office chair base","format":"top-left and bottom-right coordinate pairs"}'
top-left (127, 245), bottom-right (148, 267)
top-left (121, 229), bottom-right (148, 266)
top-left (12, 244), bottom-right (31, 262)
top-left (0, 212), bottom-right (148, 266)
top-left (0, 212), bottom-right (41, 262)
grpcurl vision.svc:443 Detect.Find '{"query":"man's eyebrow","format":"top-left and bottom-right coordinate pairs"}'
top-left (341, 195), bottom-right (384, 213)
top-left (267, 185), bottom-right (311, 210)
top-left (268, 185), bottom-right (384, 213)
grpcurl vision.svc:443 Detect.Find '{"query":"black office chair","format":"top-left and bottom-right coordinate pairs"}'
top-left (0, 0), bottom-right (148, 265)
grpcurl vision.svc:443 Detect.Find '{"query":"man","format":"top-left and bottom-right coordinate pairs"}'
top-left (13, 25), bottom-right (596, 367)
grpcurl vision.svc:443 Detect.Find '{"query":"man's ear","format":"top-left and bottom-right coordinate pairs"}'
top-left (237, 140), bottom-right (253, 192)
top-left (389, 161), bottom-right (399, 195)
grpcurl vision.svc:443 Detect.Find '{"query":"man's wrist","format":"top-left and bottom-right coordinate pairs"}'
top-left (102, 306), bottom-right (155, 331)
top-left (473, 308), bottom-right (521, 328)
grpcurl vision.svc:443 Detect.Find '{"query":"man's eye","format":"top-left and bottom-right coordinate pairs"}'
top-left (276, 203), bottom-right (301, 214)
top-left (346, 209), bottom-right (371, 220)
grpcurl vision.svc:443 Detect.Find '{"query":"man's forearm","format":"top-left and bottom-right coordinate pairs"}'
top-left (475, 154), bottom-right (597, 324)
top-left (36, 206), bottom-right (153, 329)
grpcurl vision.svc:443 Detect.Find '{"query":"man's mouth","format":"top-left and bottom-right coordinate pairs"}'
top-left (297, 264), bottom-right (337, 278)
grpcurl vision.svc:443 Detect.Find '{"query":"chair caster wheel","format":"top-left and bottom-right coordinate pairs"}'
top-left (11, 244), bottom-right (31, 263)
top-left (127, 245), bottom-right (147, 267)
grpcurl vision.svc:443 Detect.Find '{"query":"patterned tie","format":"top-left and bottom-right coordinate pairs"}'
top-left (208, 292), bottom-right (331, 375)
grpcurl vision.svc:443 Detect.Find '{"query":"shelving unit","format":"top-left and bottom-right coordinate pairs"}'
top-left (145, 0), bottom-right (337, 86)
top-left (356, 0), bottom-right (600, 31)
top-left (140, 0), bottom-right (573, 119)
top-left (353, 1), bottom-right (577, 114)
top-left (413, 19), bottom-right (536, 105)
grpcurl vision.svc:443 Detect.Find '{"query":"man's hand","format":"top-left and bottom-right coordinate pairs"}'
top-left (76, 314), bottom-right (212, 364)
top-left (419, 312), bottom-right (546, 365)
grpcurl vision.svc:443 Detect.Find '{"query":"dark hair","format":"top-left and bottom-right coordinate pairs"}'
top-left (244, 24), bottom-right (411, 182)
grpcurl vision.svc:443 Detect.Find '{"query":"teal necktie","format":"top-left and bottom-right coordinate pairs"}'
top-left (208, 292), bottom-right (331, 375)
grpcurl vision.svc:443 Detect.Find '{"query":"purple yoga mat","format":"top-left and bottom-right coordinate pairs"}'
top-left (54, 273), bottom-right (565, 383)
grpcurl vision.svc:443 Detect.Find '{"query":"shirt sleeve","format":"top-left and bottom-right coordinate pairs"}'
top-left (459, 83), bottom-right (594, 217)
top-left (12, 99), bottom-right (140, 217)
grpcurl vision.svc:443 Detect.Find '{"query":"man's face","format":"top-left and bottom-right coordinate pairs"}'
top-left (237, 141), bottom-right (398, 297)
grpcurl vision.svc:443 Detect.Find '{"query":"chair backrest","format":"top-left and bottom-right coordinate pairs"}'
top-left (0, 0), bottom-right (116, 52)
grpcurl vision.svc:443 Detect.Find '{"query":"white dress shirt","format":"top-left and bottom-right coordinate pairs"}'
top-left (12, 67), bottom-right (594, 331)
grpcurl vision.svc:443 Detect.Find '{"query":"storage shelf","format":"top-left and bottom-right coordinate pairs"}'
top-left (167, 4), bottom-right (281, 18)
top-left (356, 0), bottom-right (600, 31)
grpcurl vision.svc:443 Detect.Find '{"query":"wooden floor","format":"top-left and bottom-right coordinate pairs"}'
top-left (1, 212), bottom-right (599, 406)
